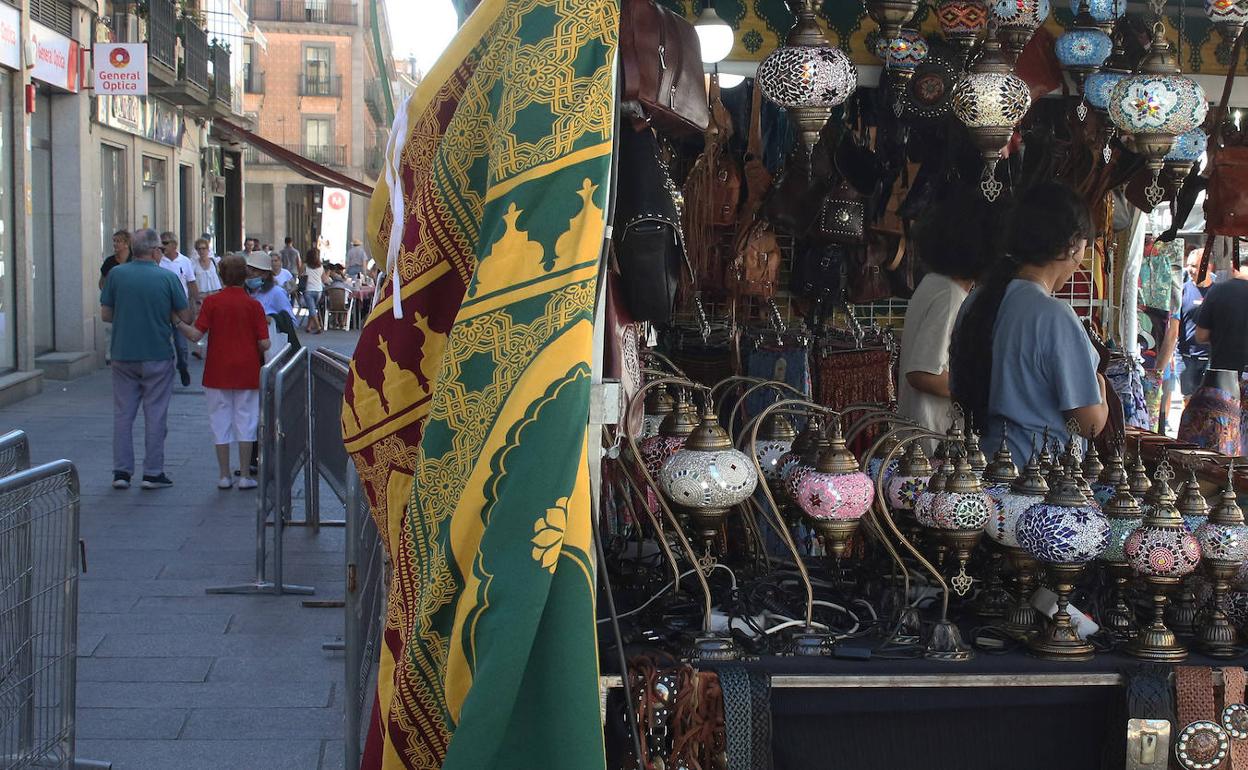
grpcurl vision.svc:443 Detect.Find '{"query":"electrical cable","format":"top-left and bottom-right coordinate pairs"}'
top-left (597, 564), bottom-right (738, 624)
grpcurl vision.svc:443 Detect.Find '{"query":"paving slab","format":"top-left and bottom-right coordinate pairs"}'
top-left (0, 330), bottom-right (361, 768)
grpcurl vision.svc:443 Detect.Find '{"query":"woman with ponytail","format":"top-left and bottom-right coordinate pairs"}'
top-left (950, 181), bottom-right (1108, 462)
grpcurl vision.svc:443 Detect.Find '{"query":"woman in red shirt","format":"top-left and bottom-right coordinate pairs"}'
top-left (174, 255), bottom-right (271, 489)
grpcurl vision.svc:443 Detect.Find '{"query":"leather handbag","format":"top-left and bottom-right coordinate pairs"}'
top-left (1200, 31), bottom-right (1248, 279)
top-left (817, 181), bottom-right (866, 245)
top-left (620, 0), bottom-right (710, 137)
top-left (614, 127), bottom-right (684, 322)
top-left (728, 219), bottom-right (781, 299)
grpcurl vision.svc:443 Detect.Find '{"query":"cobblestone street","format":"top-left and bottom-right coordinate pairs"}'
top-left (0, 331), bottom-right (359, 770)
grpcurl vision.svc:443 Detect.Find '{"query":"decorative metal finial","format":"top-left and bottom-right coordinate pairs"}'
top-left (1155, 459), bottom-right (1175, 483)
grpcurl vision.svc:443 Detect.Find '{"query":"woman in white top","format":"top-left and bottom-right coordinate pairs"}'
top-left (897, 187), bottom-right (999, 448)
top-left (302, 247), bottom-right (325, 334)
top-left (191, 238), bottom-right (223, 359)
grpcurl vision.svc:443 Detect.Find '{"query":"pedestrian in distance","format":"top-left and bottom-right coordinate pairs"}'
top-left (303, 247), bottom-right (325, 334)
top-left (173, 255), bottom-right (271, 489)
top-left (100, 229), bottom-right (132, 365)
top-left (346, 238), bottom-right (368, 277)
top-left (280, 236), bottom-right (303, 276)
top-left (270, 252), bottom-right (296, 294)
top-left (158, 232), bottom-right (199, 387)
top-left (245, 252), bottom-right (301, 349)
top-left (191, 238), bottom-right (223, 360)
top-left (100, 228), bottom-right (190, 490)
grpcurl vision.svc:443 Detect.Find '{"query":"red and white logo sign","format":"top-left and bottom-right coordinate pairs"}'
top-left (327, 191), bottom-right (348, 210)
top-left (0, 3), bottom-right (19, 71)
top-left (96, 43), bottom-right (147, 96)
top-left (30, 22), bottom-right (80, 93)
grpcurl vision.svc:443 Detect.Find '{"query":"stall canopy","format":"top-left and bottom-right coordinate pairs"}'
top-left (213, 118), bottom-right (374, 198)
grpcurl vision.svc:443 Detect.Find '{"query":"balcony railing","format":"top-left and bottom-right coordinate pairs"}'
top-left (148, 0), bottom-right (178, 73)
top-left (244, 68), bottom-right (265, 94)
top-left (210, 42), bottom-right (232, 106)
top-left (364, 146), bottom-right (383, 178)
top-left (245, 144), bottom-right (347, 167)
top-left (364, 79), bottom-right (387, 124)
top-left (298, 74), bottom-right (342, 97)
top-left (247, 0), bottom-right (356, 25)
top-left (181, 21), bottom-right (210, 92)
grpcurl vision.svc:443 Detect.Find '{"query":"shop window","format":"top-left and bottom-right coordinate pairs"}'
top-left (140, 156), bottom-right (167, 232)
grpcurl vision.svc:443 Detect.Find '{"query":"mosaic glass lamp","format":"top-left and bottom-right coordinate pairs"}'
top-left (1055, 1), bottom-right (1113, 115)
top-left (881, 28), bottom-right (930, 81)
top-left (866, 0), bottom-right (922, 44)
top-left (795, 419), bottom-right (875, 558)
top-left (1165, 128), bottom-right (1208, 180)
top-left (951, 34), bottom-right (1032, 201)
top-left (641, 384), bottom-right (675, 439)
top-left (924, 448), bottom-right (995, 596)
top-left (1196, 463), bottom-right (1248, 657)
top-left (786, 419), bottom-right (832, 503)
top-left (991, 0), bottom-right (1051, 62)
top-left (1107, 25), bottom-right (1209, 209)
top-left (1169, 470), bottom-right (1212, 635)
top-left (753, 412), bottom-right (797, 483)
top-left (1069, 0), bottom-right (1124, 32)
top-left (1124, 463), bottom-right (1201, 661)
top-left (867, 431), bottom-right (902, 487)
top-left (1016, 464), bottom-right (1110, 659)
top-left (976, 434), bottom-right (1019, 617)
top-left (1206, 0), bottom-right (1248, 44)
top-left (1091, 442), bottom-right (1127, 507)
top-left (659, 406), bottom-right (759, 558)
top-left (1100, 475), bottom-right (1144, 641)
top-left (776, 414), bottom-right (822, 502)
top-left (756, 0), bottom-right (859, 151)
top-left (937, 0), bottom-right (990, 54)
top-left (639, 388), bottom-right (698, 478)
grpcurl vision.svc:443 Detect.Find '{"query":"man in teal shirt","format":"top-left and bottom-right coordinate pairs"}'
top-left (100, 228), bottom-right (191, 489)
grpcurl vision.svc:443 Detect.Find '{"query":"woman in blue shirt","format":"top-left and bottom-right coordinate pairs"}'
top-left (244, 252), bottom-right (300, 348)
top-left (950, 182), bottom-right (1108, 462)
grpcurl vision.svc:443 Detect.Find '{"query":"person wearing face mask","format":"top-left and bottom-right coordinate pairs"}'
top-left (950, 182), bottom-right (1107, 462)
top-left (244, 252), bottom-right (299, 349)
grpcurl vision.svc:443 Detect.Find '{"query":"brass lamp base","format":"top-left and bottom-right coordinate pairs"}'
top-left (1003, 547), bottom-right (1043, 639)
top-left (924, 619), bottom-right (974, 662)
top-left (939, 528), bottom-right (984, 598)
top-left (1102, 561), bottom-right (1138, 642)
top-left (808, 517), bottom-right (860, 560)
top-left (1166, 575), bottom-right (1199, 637)
top-left (972, 549), bottom-right (1012, 618)
top-left (894, 605), bottom-right (922, 645)
top-left (1028, 562), bottom-right (1096, 661)
top-left (689, 633), bottom-right (740, 662)
top-left (1126, 575), bottom-right (1188, 662)
top-left (997, 27), bottom-right (1033, 64)
top-left (1199, 561), bottom-right (1242, 659)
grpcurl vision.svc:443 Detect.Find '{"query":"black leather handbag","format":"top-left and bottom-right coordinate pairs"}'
top-left (817, 181), bottom-right (866, 245)
top-left (614, 127), bottom-right (684, 323)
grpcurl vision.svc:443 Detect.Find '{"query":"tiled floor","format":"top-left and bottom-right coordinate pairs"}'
top-left (0, 330), bottom-right (360, 770)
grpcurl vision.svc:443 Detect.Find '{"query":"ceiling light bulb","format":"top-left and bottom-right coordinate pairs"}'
top-left (717, 72), bottom-right (745, 88)
top-left (695, 5), bottom-right (735, 64)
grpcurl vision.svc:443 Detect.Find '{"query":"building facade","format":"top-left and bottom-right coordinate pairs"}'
top-left (0, 0), bottom-right (252, 402)
top-left (242, 0), bottom-right (395, 255)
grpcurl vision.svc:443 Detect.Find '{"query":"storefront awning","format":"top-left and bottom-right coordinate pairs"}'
top-left (213, 118), bottom-right (375, 198)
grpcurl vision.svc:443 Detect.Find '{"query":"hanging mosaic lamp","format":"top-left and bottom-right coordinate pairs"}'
top-left (795, 419), bottom-right (875, 558)
top-left (866, 0), bottom-right (922, 45)
top-left (926, 447), bottom-right (996, 596)
top-left (641, 384), bottom-right (675, 439)
top-left (777, 414), bottom-right (823, 500)
top-left (914, 459), bottom-right (953, 528)
top-left (991, 0), bottom-right (1052, 63)
top-left (786, 419), bottom-right (833, 503)
top-left (1165, 127), bottom-right (1209, 180)
top-left (639, 388), bottom-right (698, 478)
top-left (754, 412), bottom-right (797, 483)
top-left (937, 0), bottom-right (990, 55)
top-left (1055, 0), bottom-right (1113, 119)
top-left (1083, 37), bottom-right (1129, 112)
top-left (1069, 0), bottom-right (1125, 33)
top-left (1124, 462), bottom-right (1201, 661)
top-left (1016, 461), bottom-right (1110, 659)
top-left (1206, 0), bottom-right (1248, 44)
top-left (867, 431), bottom-right (902, 485)
top-left (951, 33), bottom-right (1032, 201)
top-left (986, 440), bottom-right (1045, 549)
top-left (1107, 24), bottom-right (1209, 210)
top-left (1100, 475), bottom-right (1144, 641)
top-left (659, 405), bottom-right (759, 557)
top-left (1195, 463), bottom-right (1248, 657)
top-left (756, 0), bottom-right (859, 152)
top-left (881, 27), bottom-right (931, 82)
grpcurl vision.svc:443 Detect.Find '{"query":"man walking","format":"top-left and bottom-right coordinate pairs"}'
top-left (101, 228), bottom-right (190, 490)
top-left (346, 238), bottom-right (368, 277)
top-left (1179, 249), bottom-right (1215, 406)
top-left (280, 236), bottom-right (303, 276)
top-left (159, 232), bottom-right (199, 386)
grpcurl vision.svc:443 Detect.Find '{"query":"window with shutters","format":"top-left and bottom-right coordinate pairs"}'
top-left (30, 0), bottom-right (73, 37)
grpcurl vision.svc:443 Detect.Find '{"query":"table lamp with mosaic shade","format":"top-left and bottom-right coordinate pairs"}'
top-left (976, 430), bottom-right (1018, 617)
top-left (993, 443), bottom-right (1050, 638)
top-left (1195, 462), bottom-right (1248, 658)
top-left (1090, 441), bottom-right (1128, 508)
top-left (1169, 468), bottom-right (1212, 636)
top-left (1124, 461), bottom-right (1202, 661)
top-left (1099, 473), bottom-right (1144, 642)
top-left (794, 418), bottom-right (876, 560)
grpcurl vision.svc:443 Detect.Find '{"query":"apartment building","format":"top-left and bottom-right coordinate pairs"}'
top-left (242, 0), bottom-right (396, 253)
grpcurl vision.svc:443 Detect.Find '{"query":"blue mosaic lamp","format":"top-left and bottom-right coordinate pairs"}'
top-left (1090, 442), bottom-right (1126, 508)
top-left (1108, 25), bottom-right (1209, 209)
top-left (1206, 0), bottom-right (1248, 43)
top-left (992, 0), bottom-right (1051, 62)
top-left (1069, 0), bottom-right (1124, 32)
top-left (1016, 458), bottom-right (1110, 659)
top-left (882, 28), bottom-right (930, 79)
top-left (1055, 1), bottom-right (1113, 105)
top-left (1165, 128), bottom-right (1209, 179)
top-left (1195, 463), bottom-right (1248, 657)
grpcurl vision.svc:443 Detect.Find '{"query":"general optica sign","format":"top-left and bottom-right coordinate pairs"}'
top-left (30, 21), bottom-right (80, 93)
top-left (96, 43), bottom-right (148, 96)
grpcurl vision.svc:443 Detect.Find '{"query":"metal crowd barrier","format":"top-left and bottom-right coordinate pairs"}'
top-left (0, 460), bottom-right (81, 769)
top-left (0, 430), bottom-right (31, 477)
top-left (306, 349), bottom-right (385, 770)
top-left (207, 342), bottom-right (314, 596)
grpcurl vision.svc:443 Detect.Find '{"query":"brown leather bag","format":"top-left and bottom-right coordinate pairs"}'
top-left (1200, 32), bottom-right (1248, 279)
top-left (620, 0), bottom-right (710, 137)
top-left (740, 85), bottom-right (772, 218)
top-left (729, 219), bottom-right (781, 299)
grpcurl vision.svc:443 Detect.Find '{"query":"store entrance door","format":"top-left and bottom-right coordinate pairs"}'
top-left (179, 164), bottom-right (193, 249)
top-left (30, 92), bottom-right (54, 355)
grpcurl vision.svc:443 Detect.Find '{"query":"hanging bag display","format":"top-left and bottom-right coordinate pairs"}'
top-left (614, 127), bottom-right (686, 322)
top-left (817, 180), bottom-right (866, 245)
top-left (1200, 31), bottom-right (1248, 279)
top-left (620, 0), bottom-right (710, 137)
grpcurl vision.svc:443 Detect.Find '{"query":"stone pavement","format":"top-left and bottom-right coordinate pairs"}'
top-left (0, 329), bottom-right (361, 770)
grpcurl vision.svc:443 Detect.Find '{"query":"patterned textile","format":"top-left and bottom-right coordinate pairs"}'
top-left (1178, 383), bottom-right (1241, 456)
top-left (343, 2), bottom-right (616, 767)
top-left (1241, 375), bottom-right (1248, 457)
top-left (1106, 356), bottom-right (1150, 431)
top-left (1141, 370), bottom-right (1163, 433)
top-left (744, 346), bottom-right (812, 418)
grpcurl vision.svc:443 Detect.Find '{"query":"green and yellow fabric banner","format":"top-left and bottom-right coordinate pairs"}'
top-left (343, 1), bottom-right (615, 767)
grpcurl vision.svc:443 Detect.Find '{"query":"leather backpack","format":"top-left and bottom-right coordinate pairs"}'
top-left (620, 0), bottom-right (710, 137)
top-left (1199, 31), bottom-right (1248, 279)
top-left (728, 219), bottom-right (781, 300)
